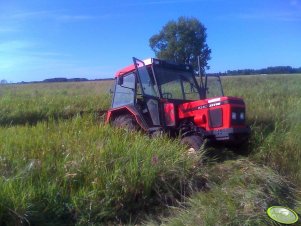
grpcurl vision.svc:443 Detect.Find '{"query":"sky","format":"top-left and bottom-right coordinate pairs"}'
top-left (0, 0), bottom-right (300, 82)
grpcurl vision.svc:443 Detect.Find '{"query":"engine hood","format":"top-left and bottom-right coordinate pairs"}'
top-left (178, 96), bottom-right (246, 117)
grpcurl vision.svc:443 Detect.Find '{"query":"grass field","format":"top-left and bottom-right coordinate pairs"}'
top-left (0, 74), bottom-right (301, 225)
top-left (0, 81), bottom-right (112, 125)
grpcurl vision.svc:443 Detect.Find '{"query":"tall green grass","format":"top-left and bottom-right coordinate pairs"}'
top-left (148, 159), bottom-right (300, 226)
top-left (0, 75), bottom-right (301, 225)
top-left (0, 81), bottom-right (112, 125)
top-left (222, 75), bottom-right (301, 186)
top-left (0, 115), bottom-right (202, 225)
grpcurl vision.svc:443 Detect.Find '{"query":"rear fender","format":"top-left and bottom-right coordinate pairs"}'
top-left (106, 106), bottom-right (148, 131)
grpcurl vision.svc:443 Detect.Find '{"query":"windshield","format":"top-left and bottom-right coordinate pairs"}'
top-left (154, 66), bottom-right (201, 100)
top-left (206, 75), bottom-right (224, 98)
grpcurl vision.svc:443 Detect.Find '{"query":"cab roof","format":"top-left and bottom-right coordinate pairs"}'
top-left (115, 58), bottom-right (153, 78)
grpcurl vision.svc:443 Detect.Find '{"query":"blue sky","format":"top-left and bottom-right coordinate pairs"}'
top-left (0, 0), bottom-right (300, 82)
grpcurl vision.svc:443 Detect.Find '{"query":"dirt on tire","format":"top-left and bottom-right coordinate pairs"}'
top-left (112, 114), bottom-right (139, 131)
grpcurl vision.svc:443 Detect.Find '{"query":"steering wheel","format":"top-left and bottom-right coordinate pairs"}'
top-left (162, 92), bottom-right (172, 99)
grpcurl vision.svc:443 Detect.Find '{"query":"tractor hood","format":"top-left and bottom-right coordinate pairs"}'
top-left (178, 96), bottom-right (246, 120)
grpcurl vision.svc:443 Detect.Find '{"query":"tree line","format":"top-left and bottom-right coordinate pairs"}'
top-left (213, 66), bottom-right (301, 76)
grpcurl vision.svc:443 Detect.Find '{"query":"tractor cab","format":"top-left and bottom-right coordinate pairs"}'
top-left (106, 57), bottom-right (250, 149)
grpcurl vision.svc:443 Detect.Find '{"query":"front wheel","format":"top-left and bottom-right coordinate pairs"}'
top-left (181, 135), bottom-right (203, 154)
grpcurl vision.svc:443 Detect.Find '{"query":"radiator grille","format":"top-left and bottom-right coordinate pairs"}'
top-left (209, 108), bottom-right (223, 128)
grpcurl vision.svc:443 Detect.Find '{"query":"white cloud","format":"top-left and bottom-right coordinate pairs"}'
top-left (0, 56), bottom-right (114, 82)
top-left (290, 0), bottom-right (298, 6)
top-left (9, 10), bottom-right (53, 20)
top-left (0, 39), bottom-right (112, 82)
top-left (0, 40), bottom-right (34, 53)
top-left (237, 11), bottom-right (301, 22)
top-left (125, 0), bottom-right (207, 5)
top-left (56, 14), bottom-right (96, 22)
top-left (4, 10), bottom-right (97, 23)
top-left (0, 27), bottom-right (19, 33)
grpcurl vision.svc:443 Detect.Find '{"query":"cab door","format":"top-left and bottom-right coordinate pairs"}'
top-left (111, 72), bottom-right (136, 108)
top-left (133, 57), bottom-right (161, 126)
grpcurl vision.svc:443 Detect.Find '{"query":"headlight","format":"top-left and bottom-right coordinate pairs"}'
top-left (232, 112), bottom-right (237, 120)
top-left (240, 112), bottom-right (245, 120)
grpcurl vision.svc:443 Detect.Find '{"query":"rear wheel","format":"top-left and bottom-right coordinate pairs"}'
top-left (181, 135), bottom-right (203, 154)
top-left (112, 114), bottom-right (139, 131)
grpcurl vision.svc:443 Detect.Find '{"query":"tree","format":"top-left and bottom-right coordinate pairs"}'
top-left (149, 17), bottom-right (211, 74)
top-left (1, 79), bottom-right (7, 84)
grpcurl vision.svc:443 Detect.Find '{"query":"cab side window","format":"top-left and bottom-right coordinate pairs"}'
top-left (112, 73), bottom-right (135, 108)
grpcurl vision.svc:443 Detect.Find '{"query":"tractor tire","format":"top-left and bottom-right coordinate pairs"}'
top-left (181, 135), bottom-right (203, 154)
top-left (112, 114), bottom-right (139, 131)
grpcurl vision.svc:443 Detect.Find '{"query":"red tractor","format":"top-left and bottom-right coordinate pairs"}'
top-left (106, 57), bottom-right (250, 151)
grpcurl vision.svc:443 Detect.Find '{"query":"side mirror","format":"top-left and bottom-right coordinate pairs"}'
top-left (117, 77), bottom-right (123, 86)
top-left (109, 84), bottom-right (115, 94)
